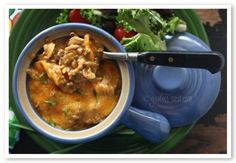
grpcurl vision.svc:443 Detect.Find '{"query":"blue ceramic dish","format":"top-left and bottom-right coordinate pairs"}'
top-left (132, 33), bottom-right (221, 127)
top-left (120, 33), bottom-right (221, 142)
top-left (13, 23), bottom-right (135, 144)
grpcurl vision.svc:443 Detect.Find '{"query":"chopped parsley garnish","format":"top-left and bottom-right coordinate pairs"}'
top-left (48, 117), bottom-right (57, 127)
top-left (44, 99), bottom-right (56, 107)
top-left (38, 72), bottom-right (48, 84)
top-left (75, 88), bottom-right (83, 95)
top-left (62, 108), bottom-right (69, 116)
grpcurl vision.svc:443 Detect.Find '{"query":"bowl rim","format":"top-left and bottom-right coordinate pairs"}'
top-left (12, 23), bottom-right (135, 144)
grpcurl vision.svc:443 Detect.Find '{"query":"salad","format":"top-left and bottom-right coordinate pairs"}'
top-left (56, 9), bottom-right (187, 52)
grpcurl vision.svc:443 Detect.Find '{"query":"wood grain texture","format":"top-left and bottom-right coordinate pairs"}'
top-left (195, 9), bottom-right (222, 27)
top-left (170, 114), bottom-right (226, 153)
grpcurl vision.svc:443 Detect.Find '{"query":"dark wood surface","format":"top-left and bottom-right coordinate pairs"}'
top-left (10, 9), bottom-right (227, 154)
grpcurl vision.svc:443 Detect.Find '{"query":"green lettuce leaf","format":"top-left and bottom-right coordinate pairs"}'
top-left (80, 9), bottom-right (103, 27)
top-left (56, 9), bottom-right (69, 24)
top-left (121, 33), bottom-right (166, 52)
top-left (117, 9), bottom-right (186, 52)
top-left (117, 9), bottom-right (168, 51)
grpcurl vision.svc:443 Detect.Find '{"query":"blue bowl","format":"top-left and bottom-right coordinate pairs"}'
top-left (13, 23), bottom-right (135, 144)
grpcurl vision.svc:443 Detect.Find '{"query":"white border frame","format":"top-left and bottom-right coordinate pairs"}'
top-left (4, 4), bottom-right (231, 159)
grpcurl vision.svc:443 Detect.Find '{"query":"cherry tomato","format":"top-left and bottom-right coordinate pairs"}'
top-left (12, 12), bottom-right (21, 26)
top-left (114, 26), bottom-right (137, 42)
top-left (69, 9), bottom-right (89, 23)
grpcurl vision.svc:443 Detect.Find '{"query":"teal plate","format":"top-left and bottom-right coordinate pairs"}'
top-left (9, 9), bottom-right (209, 154)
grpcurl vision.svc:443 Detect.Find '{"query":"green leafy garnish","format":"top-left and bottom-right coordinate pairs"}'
top-left (149, 10), bottom-right (167, 34)
top-left (165, 16), bottom-right (187, 33)
top-left (38, 72), bottom-right (48, 84)
top-left (44, 99), bottom-right (56, 107)
top-left (48, 117), bottom-right (56, 127)
top-left (116, 9), bottom-right (186, 51)
top-left (80, 9), bottom-right (103, 27)
top-left (62, 108), bottom-right (68, 116)
top-left (75, 88), bottom-right (83, 96)
top-left (122, 33), bottom-right (166, 51)
top-left (116, 9), bottom-right (167, 51)
top-left (56, 9), bottom-right (69, 24)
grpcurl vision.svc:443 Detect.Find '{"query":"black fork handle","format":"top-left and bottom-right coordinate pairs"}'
top-left (137, 51), bottom-right (225, 74)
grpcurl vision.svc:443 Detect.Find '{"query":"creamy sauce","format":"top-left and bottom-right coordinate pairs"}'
top-left (27, 33), bottom-right (121, 130)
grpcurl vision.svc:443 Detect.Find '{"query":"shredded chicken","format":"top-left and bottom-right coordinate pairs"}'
top-left (42, 43), bottom-right (55, 59)
top-left (27, 68), bottom-right (41, 80)
top-left (68, 35), bottom-right (84, 45)
top-left (27, 32), bottom-right (104, 93)
top-left (40, 61), bottom-right (65, 86)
